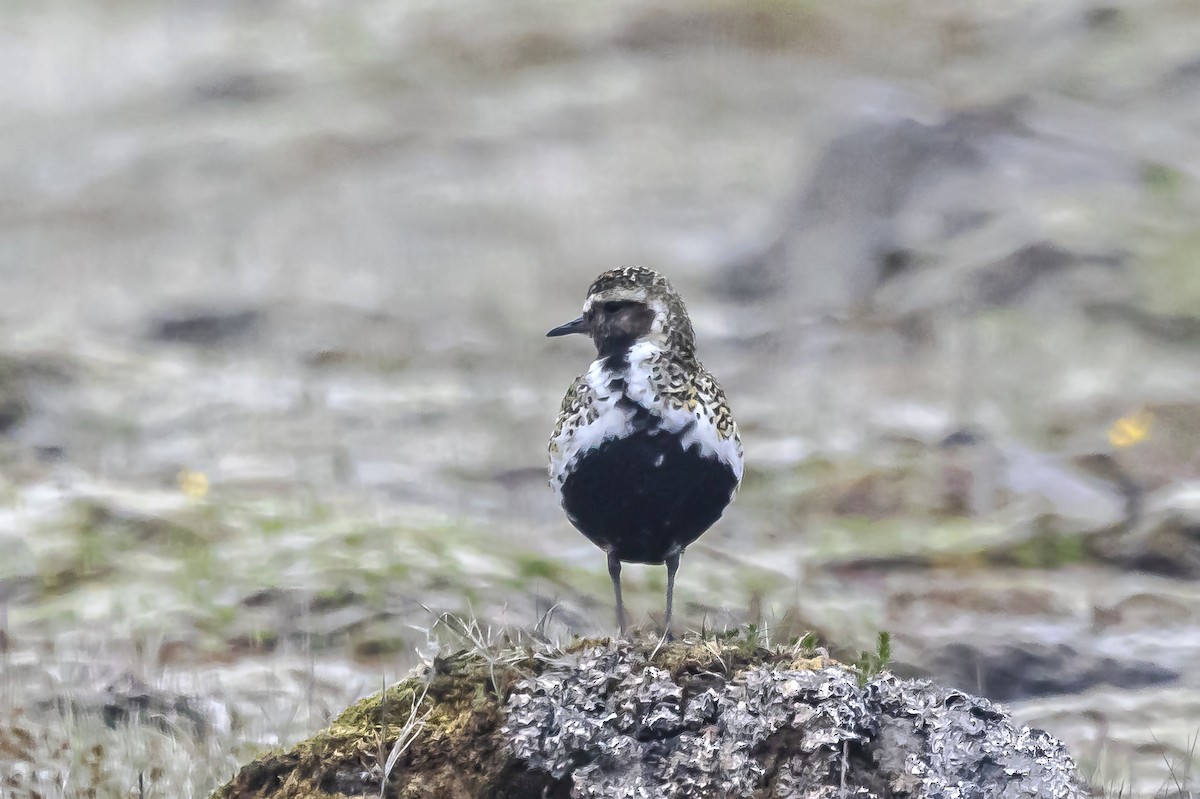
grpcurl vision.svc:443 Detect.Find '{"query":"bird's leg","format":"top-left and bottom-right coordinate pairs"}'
top-left (607, 547), bottom-right (626, 636)
top-left (663, 552), bottom-right (680, 640)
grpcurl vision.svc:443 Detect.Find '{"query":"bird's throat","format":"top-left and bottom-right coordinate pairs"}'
top-left (596, 336), bottom-right (639, 370)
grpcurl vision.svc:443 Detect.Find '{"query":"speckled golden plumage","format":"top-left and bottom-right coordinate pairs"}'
top-left (546, 266), bottom-right (743, 636)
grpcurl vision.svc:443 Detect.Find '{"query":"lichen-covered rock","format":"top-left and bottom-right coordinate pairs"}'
top-left (210, 634), bottom-right (1090, 799)
top-left (506, 640), bottom-right (1086, 798)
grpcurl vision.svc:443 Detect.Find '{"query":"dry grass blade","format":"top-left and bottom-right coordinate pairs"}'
top-left (428, 610), bottom-right (538, 701)
top-left (379, 679), bottom-right (430, 799)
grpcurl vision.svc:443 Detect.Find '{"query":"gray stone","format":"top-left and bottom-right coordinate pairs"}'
top-left (721, 100), bottom-right (1134, 320)
top-left (504, 640), bottom-right (1089, 798)
top-left (147, 307), bottom-right (263, 346)
top-left (919, 642), bottom-right (1177, 702)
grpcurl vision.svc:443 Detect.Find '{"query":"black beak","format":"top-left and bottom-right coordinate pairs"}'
top-left (546, 316), bottom-right (588, 337)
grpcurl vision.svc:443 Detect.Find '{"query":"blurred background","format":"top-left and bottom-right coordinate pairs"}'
top-left (2, 0), bottom-right (1199, 795)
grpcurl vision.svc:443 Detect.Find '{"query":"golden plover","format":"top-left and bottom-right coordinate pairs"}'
top-left (547, 266), bottom-right (743, 635)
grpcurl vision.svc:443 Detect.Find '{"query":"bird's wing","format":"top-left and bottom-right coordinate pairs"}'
top-left (684, 365), bottom-right (744, 484)
top-left (631, 349), bottom-right (744, 484)
top-left (548, 374), bottom-right (602, 493)
top-left (549, 375), bottom-right (592, 451)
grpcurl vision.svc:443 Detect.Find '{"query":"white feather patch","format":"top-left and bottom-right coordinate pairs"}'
top-left (549, 341), bottom-right (743, 497)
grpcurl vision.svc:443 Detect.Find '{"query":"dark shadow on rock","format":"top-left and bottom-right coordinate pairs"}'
top-left (613, 4), bottom-right (832, 54)
top-left (972, 242), bottom-right (1123, 308)
top-left (1093, 519), bottom-right (1200, 579)
top-left (1159, 55), bottom-right (1200, 100)
top-left (919, 642), bottom-right (1177, 702)
top-left (35, 673), bottom-right (217, 742)
top-left (0, 392), bottom-right (27, 434)
top-left (1084, 301), bottom-right (1200, 344)
top-left (147, 307), bottom-right (263, 346)
top-left (0, 353), bottom-right (75, 437)
top-left (189, 69), bottom-right (288, 105)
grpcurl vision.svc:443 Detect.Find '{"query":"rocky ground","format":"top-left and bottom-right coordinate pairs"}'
top-left (2, 0), bottom-right (1200, 796)
top-left (213, 632), bottom-right (1090, 799)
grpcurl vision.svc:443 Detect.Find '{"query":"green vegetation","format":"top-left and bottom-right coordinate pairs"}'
top-left (513, 553), bottom-right (566, 583)
top-left (852, 631), bottom-right (892, 686)
top-left (1141, 229), bottom-right (1200, 316)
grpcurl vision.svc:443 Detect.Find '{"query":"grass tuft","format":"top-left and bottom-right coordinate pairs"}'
top-left (852, 631), bottom-right (891, 686)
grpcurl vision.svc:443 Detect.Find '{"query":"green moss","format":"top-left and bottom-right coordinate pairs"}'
top-left (67, 498), bottom-right (212, 558)
top-left (642, 568), bottom-right (665, 594)
top-left (567, 629), bottom-right (830, 683)
top-left (181, 541), bottom-right (219, 588)
top-left (1000, 525), bottom-right (1090, 569)
top-left (1140, 229), bottom-right (1200, 316)
top-left (226, 629), bottom-right (280, 654)
top-left (310, 586), bottom-right (361, 612)
top-left (340, 529), bottom-right (368, 549)
top-left (212, 646), bottom-right (539, 798)
top-left (513, 554), bottom-right (564, 583)
top-left (353, 636), bottom-right (408, 659)
top-left (256, 516), bottom-right (289, 536)
top-left (1140, 160), bottom-right (1185, 197)
top-left (206, 603), bottom-right (240, 630)
top-left (809, 516), bottom-right (1001, 560)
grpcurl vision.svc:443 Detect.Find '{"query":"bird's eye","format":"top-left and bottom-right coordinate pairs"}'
top-left (602, 301), bottom-right (627, 313)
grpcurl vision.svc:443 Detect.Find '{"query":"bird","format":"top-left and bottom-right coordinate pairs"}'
top-left (546, 266), bottom-right (743, 636)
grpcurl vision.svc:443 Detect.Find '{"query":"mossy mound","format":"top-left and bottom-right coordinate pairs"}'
top-left (209, 645), bottom-right (546, 799)
top-left (210, 631), bottom-right (1086, 799)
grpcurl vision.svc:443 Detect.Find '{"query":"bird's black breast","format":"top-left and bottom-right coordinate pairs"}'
top-left (560, 429), bottom-right (738, 564)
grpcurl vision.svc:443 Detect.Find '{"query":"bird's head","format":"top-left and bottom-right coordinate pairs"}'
top-left (547, 266), bottom-right (695, 358)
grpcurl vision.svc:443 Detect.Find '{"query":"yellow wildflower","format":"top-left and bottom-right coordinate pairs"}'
top-left (178, 469), bottom-right (210, 501)
top-left (1108, 409), bottom-right (1152, 449)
